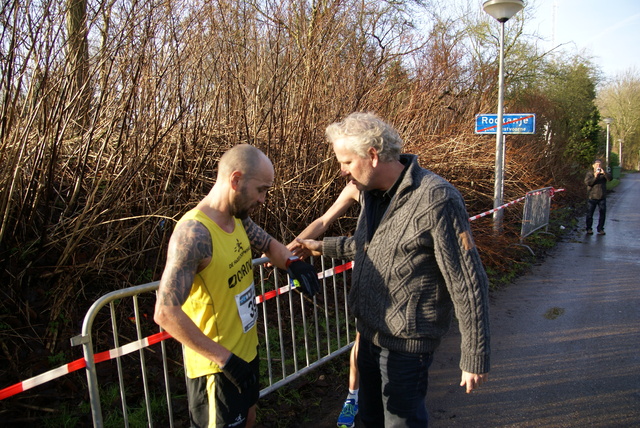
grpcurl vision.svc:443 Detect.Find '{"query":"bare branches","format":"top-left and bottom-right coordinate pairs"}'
top-left (0, 0), bottom-right (585, 361)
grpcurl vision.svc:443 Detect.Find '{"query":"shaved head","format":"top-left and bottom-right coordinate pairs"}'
top-left (214, 144), bottom-right (274, 219)
top-left (218, 144), bottom-right (272, 180)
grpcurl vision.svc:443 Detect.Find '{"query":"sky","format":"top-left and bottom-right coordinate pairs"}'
top-left (523, 0), bottom-right (640, 79)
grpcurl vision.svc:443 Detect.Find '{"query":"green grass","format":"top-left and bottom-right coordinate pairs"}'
top-left (256, 353), bottom-right (348, 427)
top-left (101, 383), bottom-right (171, 428)
top-left (41, 382), bottom-right (175, 428)
top-left (487, 204), bottom-right (581, 290)
top-left (487, 260), bottom-right (530, 290)
top-left (258, 312), bottom-right (354, 389)
top-left (543, 307), bottom-right (565, 320)
top-left (525, 232), bottom-right (557, 249)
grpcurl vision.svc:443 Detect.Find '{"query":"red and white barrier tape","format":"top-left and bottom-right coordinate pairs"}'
top-left (317, 260), bottom-right (354, 279)
top-left (467, 188), bottom-right (564, 222)
top-left (0, 331), bottom-right (172, 400)
top-left (1, 262), bottom-right (357, 400)
top-left (255, 283), bottom-right (295, 304)
top-left (255, 261), bottom-right (354, 304)
top-left (468, 196), bottom-right (526, 221)
top-left (1, 188), bottom-right (565, 400)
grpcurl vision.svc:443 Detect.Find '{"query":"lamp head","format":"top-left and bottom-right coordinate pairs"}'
top-left (483, 0), bottom-right (524, 23)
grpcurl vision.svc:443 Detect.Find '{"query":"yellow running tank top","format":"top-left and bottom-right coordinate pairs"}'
top-left (179, 209), bottom-right (258, 378)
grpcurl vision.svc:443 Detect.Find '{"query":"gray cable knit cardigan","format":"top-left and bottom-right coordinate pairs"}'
top-left (323, 154), bottom-right (491, 374)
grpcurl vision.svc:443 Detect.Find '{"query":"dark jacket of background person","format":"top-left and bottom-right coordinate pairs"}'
top-left (322, 154), bottom-right (491, 375)
top-left (584, 168), bottom-right (612, 200)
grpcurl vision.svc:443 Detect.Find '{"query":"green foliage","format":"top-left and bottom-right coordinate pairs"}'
top-left (540, 58), bottom-right (602, 166)
top-left (45, 312), bottom-right (72, 344)
top-left (597, 69), bottom-right (640, 169)
top-left (543, 306), bottom-right (565, 320)
top-left (258, 294), bottom-right (355, 390)
top-left (486, 261), bottom-right (529, 290)
top-left (525, 232), bottom-right (556, 250)
top-left (136, 268), bottom-right (154, 284)
top-left (485, 205), bottom-right (579, 291)
top-left (48, 351), bottom-right (67, 367)
top-left (102, 384), bottom-right (169, 428)
top-left (42, 410), bottom-right (83, 428)
top-left (14, 239), bottom-right (41, 261)
top-left (256, 353), bottom-right (348, 427)
top-left (41, 398), bottom-right (91, 428)
top-left (276, 386), bottom-right (303, 407)
top-left (548, 207), bottom-right (580, 230)
top-left (108, 396), bottom-right (168, 428)
top-left (3, 3), bottom-right (637, 425)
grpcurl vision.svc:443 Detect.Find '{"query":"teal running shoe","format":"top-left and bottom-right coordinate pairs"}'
top-left (337, 398), bottom-right (358, 428)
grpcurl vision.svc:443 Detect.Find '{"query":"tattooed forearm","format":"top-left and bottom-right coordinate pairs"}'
top-left (157, 220), bottom-right (212, 306)
top-left (242, 217), bottom-right (273, 254)
top-left (158, 273), bottom-right (192, 306)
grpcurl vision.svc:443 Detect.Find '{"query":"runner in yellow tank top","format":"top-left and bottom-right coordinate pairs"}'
top-left (180, 210), bottom-right (258, 378)
top-left (154, 145), bottom-right (320, 428)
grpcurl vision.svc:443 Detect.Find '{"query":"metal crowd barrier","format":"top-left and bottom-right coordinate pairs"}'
top-left (70, 256), bottom-right (355, 427)
top-left (1, 187), bottom-right (566, 426)
top-left (520, 187), bottom-right (555, 241)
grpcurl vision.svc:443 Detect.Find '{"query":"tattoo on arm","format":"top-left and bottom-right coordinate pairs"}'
top-left (242, 217), bottom-right (273, 254)
top-left (158, 220), bottom-right (212, 306)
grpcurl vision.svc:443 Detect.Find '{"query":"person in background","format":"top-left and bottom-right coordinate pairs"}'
top-left (584, 158), bottom-right (613, 235)
top-left (287, 181), bottom-right (361, 428)
top-left (154, 144), bottom-right (320, 428)
top-left (296, 112), bottom-right (491, 427)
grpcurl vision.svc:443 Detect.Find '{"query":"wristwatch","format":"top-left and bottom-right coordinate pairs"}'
top-left (286, 256), bottom-right (300, 268)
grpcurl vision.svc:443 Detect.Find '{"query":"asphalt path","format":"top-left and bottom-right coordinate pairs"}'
top-left (428, 172), bottom-right (640, 427)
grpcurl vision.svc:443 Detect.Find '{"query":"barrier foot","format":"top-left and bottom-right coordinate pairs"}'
top-left (512, 243), bottom-right (535, 256)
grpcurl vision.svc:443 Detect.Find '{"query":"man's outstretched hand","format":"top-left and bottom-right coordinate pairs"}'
top-left (460, 371), bottom-right (488, 393)
top-left (286, 257), bottom-right (321, 297)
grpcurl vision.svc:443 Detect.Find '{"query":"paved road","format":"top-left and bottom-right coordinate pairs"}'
top-left (428, 172), bottom-right (640, 427)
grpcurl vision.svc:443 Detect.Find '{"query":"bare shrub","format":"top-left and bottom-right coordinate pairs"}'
top-left (0, 2), bottom-right (581, 407)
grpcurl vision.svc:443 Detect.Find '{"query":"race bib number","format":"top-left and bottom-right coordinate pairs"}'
top-left (235, 283), bottom-right (258, 333)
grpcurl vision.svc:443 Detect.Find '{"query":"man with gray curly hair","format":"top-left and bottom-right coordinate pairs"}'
top-left (325, 112), bottom-right (403, 163)
top-left (299, 112), bottom-right (491, 427)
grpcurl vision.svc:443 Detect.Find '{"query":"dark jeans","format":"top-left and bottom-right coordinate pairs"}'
top-left (357, 337), bottom-right (434, 428)
top-left (586, 198), bottom-right (607, 231)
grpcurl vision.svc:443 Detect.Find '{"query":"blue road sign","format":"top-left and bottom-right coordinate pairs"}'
top-left (475, 113), bottom-right (536, 134)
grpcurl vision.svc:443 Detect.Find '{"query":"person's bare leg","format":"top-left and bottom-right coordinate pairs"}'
top-left (337, 333), bottom-right (360, 427)
top-left (247, 405), bottom-right (256, 427)
top-left (349, 332), bottom-right (360, 391)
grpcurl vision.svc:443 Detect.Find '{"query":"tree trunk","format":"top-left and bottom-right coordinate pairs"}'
top-left (66, 0), bottom-right (91, 133)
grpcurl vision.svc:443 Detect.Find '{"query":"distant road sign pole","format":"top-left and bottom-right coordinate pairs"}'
top-left (603, 117), bottom-right (613, 167)
top-left (483, 0), bottom-right (525, 233)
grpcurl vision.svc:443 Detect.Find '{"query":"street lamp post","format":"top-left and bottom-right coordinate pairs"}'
top-left (483, 0), bottom-right (524, 233)
top-left (618, 139), bottom-right (623, 169)
top-left (603, 117), bottom-right (613, 167)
